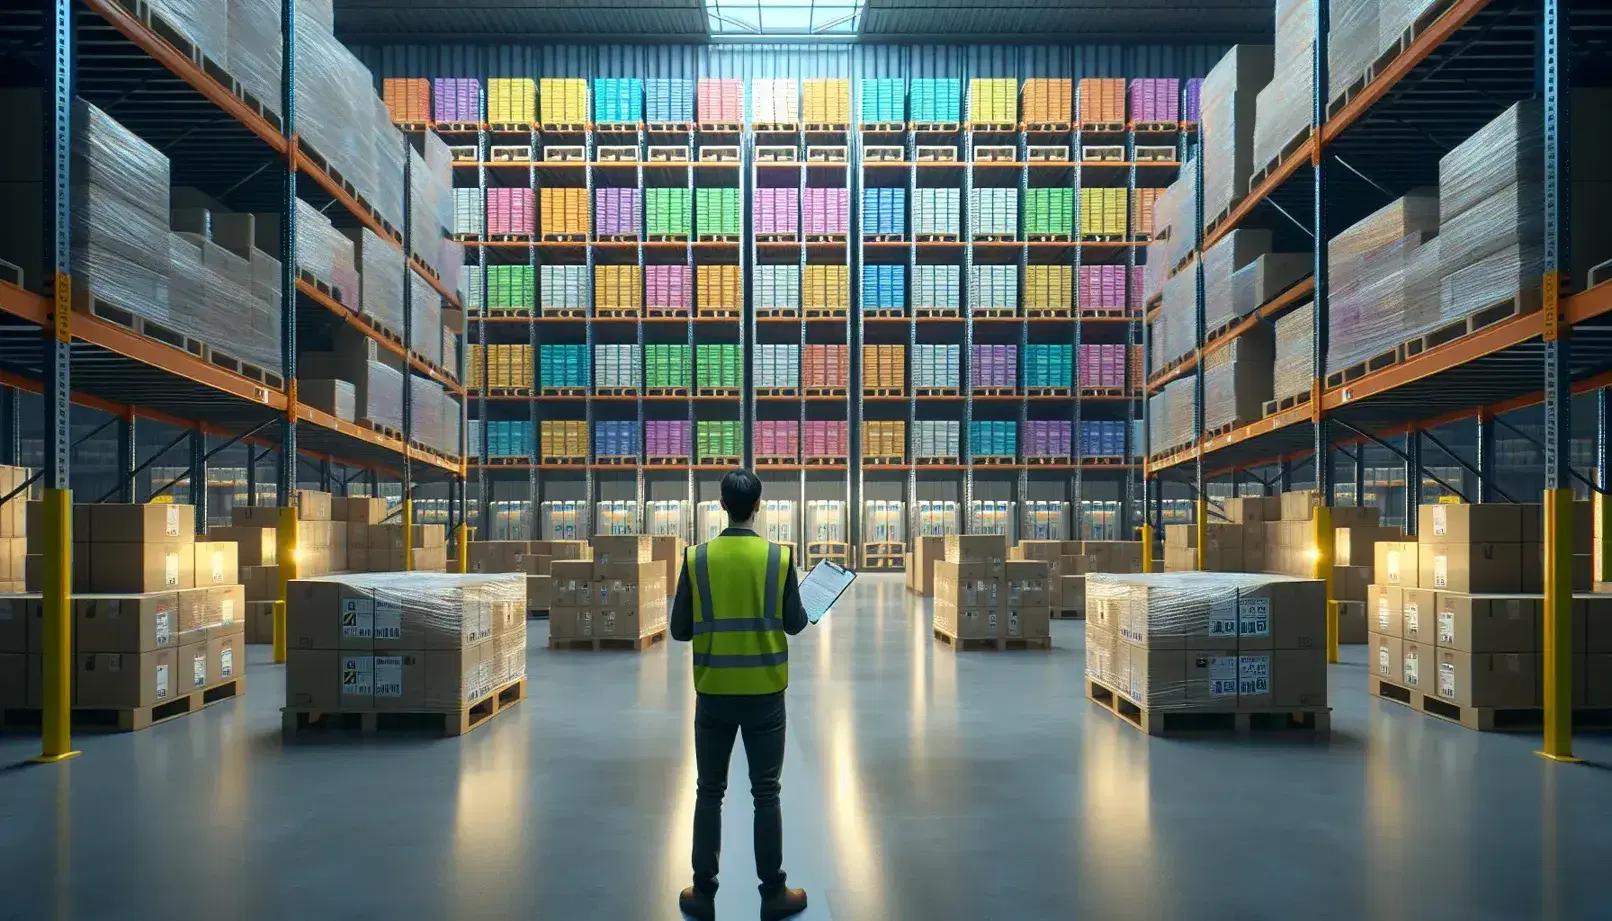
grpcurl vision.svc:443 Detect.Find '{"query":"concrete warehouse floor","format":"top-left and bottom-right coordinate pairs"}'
top-left (2, 573), bottom-right (1611, 920)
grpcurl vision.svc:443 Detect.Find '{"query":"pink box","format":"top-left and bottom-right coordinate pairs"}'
top-left (754, 187), bottom-right (800, 235)
top-left (486, 187), bottom-right (534, 236)
top-left (647, 264), bottom-right (691, 309)
top-left (698, 78), bottom-right (743, 123)
top-left (804, 188), bottom-right (848, 235)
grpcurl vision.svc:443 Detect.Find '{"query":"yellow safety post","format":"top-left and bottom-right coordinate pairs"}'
top-left (402, 498), bottom-right (415, 571)
top-left (1593, 491), bottom-right (1610, 584)
top-left (455, 521), bottom-right (469, 573)
top-left (1194, 497), bottom-right (1208, 571)
top-left (1140, 523), bottom-right (1154, 573)
top-left (1313, 504), bottom-right (1337, 664)
top-left (33, 488), bottom-right (78, 763)
top-left (273, 505), bottom-right (299, 665)
top-left (1537, 488), bottom-right (1580, 762)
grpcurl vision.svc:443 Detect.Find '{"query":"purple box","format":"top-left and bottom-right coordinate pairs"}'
top-left (647, 420), bottom-right (691, 456)
top-left (804, 188), bottom-right (848, 235)
top-left (1185, 78), bottom-right (1203, 124)
top-left (753, 187), bottom-right (800, 236)
top-left (433, 78), bottom-right (479, 123)
top-left (595, 188), bottom-right (641, 237)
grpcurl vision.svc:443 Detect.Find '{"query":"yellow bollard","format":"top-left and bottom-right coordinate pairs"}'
top-left (1194, 497), bottom-right (1208, 571)
top-left (33, 488), bottom-right (78, 763)
top-left (273, 505), bottom-right (299, 665)
top-left (1140, 523), bottom-right (1154, 573)
top-left (1537, 488), bottom-right (1580, 763)
top-left (455, 522), bottom-right (469, 573)
top-left (1312, 505), bottom-right (1337, 664)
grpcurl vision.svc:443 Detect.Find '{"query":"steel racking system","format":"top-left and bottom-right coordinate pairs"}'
top-left (0, 0), bottom-right (471, 761)
top-left (1138, 0), bottom-right (1612, 760)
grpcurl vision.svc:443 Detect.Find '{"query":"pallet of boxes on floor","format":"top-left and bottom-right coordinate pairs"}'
top-left (547, 535), bottom-right (680, 650)
top-left (466, 538), bottom-right (593, 617)
top-left (1084, 571), bottom-right (1330, 736)
top-left (3, 500), bottom-right (246, 732)
top-left (282, 570), bottom-right (527, 737)
top-left (1013, 538), bottom-right (1146, 619)
top-left (931, 535), bottom-right (1051, 651)
top-left (1368, 502), bottom-right (1612, 731)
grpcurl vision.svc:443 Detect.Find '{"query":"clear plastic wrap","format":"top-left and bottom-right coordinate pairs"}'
top-left (1203, 229), bottom-right (1272, 331)
top-left (1439, 181), bottom-right (1541, 284)
top-left (1273, 301), bottom-right (1313, 399)
top-left (226, 0), bottom-right (282, 118)
top-left (1201, 45), bottom-right (1273, 227)
top-left (1202, 326), bottom-right (1274, 431)
top-left (1441, 243), bottom-right (1542, 322)
top-left (295, 197), bottom-right (358, 304)
top-left (1159, 265), bottom-right (1198, 366)
top-left (348, 227), bottom-right (406, 335)
top-left (1148, 375), bottom-right (1197, 453)
top-left (168, 232), bottom-right (280, 374)
top-left (150, 1), bottom-right (227, 62)
top-left (1325, 190), bottom-right (1437, 374)
top-left (285, 572), bottom-right (525, 712)
top-left (409, 375), bottom-right (442, 452)
top-left (360, 359), bottom-right (404, 432)
top-left (1143, 172), bottom-right (1196, 303)
top-left (410, 272), bottom-right (443, 368)
top-left (462, 264), bottom-right (483, 314)
top-left (1439, 101), bottom-right (1541, 221)
top-left (1253, 0), bottom-right (1314, 175)
top-left (1328, 0), bottom-right (1380, 102)
top-left (1379, 0), bottom-right (1439, 56)
top-left (71, 100), bottom-right (170, 316)
top-left (1229, 253), bottom-right (1310, 318)
top-left (751, 79), bottom-right (799, 124)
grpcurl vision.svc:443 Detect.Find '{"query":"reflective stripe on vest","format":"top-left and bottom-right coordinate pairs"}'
top-left (687, 535), bottom-right (790, 695)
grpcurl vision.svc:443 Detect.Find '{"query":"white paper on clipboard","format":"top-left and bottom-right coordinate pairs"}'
top-left (800, 559), bottom-right (857, 623)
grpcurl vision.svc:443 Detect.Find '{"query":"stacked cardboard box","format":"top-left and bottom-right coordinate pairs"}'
top-left (697, 264), bottom-right (742, 315)
top-left (908, 535), bottom-right (947, 595)
top-left (0, 466), bottom-right (25, 592)
top-left (285, 572), bottom-right (525, 715)
top-left (1086, 572), bottom-right (1329, 714)
top-left (538, 79), bottom-right (588, 125)
top-left (803, 79), bottom-right (850, 125)
top-left (549, 535), bottom-right (670, 643)
top-left (1076, 78), bottom-right (1125, 126)
top-left (932, 535), bottom-right (1051, 644)
top-left (210, 513), bottom-right (282, 643)
top-left (968, 79), bottom-right (1017, 124)
top-left (1022, 78), bottom-right (1073, 125)
top-left (1016, 538), bottom-right (1144, 615)
top-left (1201, 45), bottom-right (1274, 230)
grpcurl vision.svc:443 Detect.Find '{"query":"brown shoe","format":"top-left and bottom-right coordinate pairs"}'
top-left (760, 887), bottom-right (808, 920)
top-left (679, 886), bottom-right (715, 920)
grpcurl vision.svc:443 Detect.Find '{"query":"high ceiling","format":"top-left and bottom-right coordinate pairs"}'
top-left (332, 0), bottom-right (1273, 45)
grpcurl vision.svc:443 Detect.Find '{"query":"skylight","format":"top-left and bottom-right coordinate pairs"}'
top-left (706, 0), bottom-right (865, 36)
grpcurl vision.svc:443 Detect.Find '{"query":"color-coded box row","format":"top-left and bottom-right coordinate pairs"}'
top-left (969, 421), bottom-right (1017, 458)
top-left (862, 264), bottom-right (906, 311)
top-left (802, 344), bottom-right (849, 388)
top-left (1022, 420), bottom-right (1074, 457)
top-left (970, 345), bottom-right (1018, 390)
top-left (862, 187), bottom-right (906, 236)
top-left (862, 345), bottom-right (905, 392)
top-left (862, 421), bottom-right (906, 460)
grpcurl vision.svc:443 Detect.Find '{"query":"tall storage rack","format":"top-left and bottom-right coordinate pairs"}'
top-left (0, 0), bottom-right (470, 760)
top-left (1137, 0), bottom-right (1612, 760)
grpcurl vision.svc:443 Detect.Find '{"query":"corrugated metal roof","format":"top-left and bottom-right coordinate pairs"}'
top-left (334, 0), bottom-right (711, 43)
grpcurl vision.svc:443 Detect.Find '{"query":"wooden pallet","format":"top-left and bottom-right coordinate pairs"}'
top-left (1080, 121), bottom-right (1126, 133)
top-left (358, 419), bottom-right (404, 441)
top-left (541, 233), bottom-right (587, 242)
top-left (540, 455), bottom-right (587, 465)
top-left (648, 234), bottom-right (690, 243)
top-left (972, 387), bottom-right (1016, 397)
top-left (452, 232), bottom-right (482, 242)
top-left (914, 307), bottom-right (961, 318)
top-left (1025, 455), bottom-right (1072, 466)
top-left (1262, 390), bottom-right (1311, 418)
top-left (539, 387), bottom-right (588, 397)
top-left (646, 307), bottom-right (692, 318)
top-left (806, 146), bottom-right (847, 162)
top-left (933, 627), bottom-right (1051, 651)
top-left (754, 123), bottom-right (800, 134)
top-left (598, 233), bottom-right (640, 243)
top-left (1135, 145), bottom-right (1178, 162)
top-left (805, 234), bottom-right (848, 244)
top-left (484, 455), bottom-right (530, 466)
top-left (489, 122), bottom-right (534, 133)
top-left (755, 456), bottom-right (799, 466)
top-left (79, 291), bottom-right (205, 359)
top-left (1088, 676), bottom-right (1331, 736)
top-left (697, 234), bottom-right (740, 243)
top-left (755, 307), bottom-right (800, 318)
top-left (435, 121), bottom-right (480, 133)
top-left (649, 146), bottom-right (692, 162)
top-left (648, 122), bottom-right (695, 133)
top-left (862, 387), bottom-right (904, 398)
top-left (540, 307), bottom-right (588, 318)
top-left (1079, 386), bottom-right (1126, 398)
top-left (646, 387), bottom-right (689, 397)
top-left (1027, 234), bottom-right (1072, 243)
top-left (484, 387), bottom-right (534, 398)
top-left (1025, 122), bottom-right (1073, 134)
top-left (1202, 205), bottom-right (1234, 242)
top-left (1132, 121), bottom-right (1180, 133)
top-left (915, 455), bottom-right (960, 465)
top-left (912, 122), bottom-right (961, 133)
top-left (972, 455), bottom-right (1017, 466)
top-left (1401, 291), bottom-right (1538, 361)
top-left (448, 146), bottom-right (479, 162)
top-left (862, 308), bottom-right (905, 318)
top-left (915, 234), bottom-right (960, 244)
top-left (1081, 145), bottom-right (1126, 162)
top-left (696, 387), bottom-right (741, 398)
top-left (803, 386), bottom-right (848, 397)
top-left (916, 147), bottom-right (959, 162)
top-left (756, 233), bottom-right (799, 244)
top-left (1081, 233), bottom-right (1125, 243)
top-left (972, 233), bottom-right (1015, 243)
top-left (647, 456), bottom-right (692, 466)
top-left (595, 307), bottom-right (643, 318)
top-left (804, 456), bottom-right (848, 466)
top-left (490, 145), bottom-right (533, 162)
top-left (698, 146), bottom-right (741, 162)
top-left (1026, 386), bottom-right (1072, 397)
top-left (862, 456), bottom-right (904, 466)
top-left (4, 675), bottom-right (246, 733)
top-left (700, 456), bottom-right (742, 466)
top-left (479, 308), bottom-right (534, 319)
top-left (862, 123), bottom-right (906, 134)
top-left (1323, 345), bottom-right (1401, 389)
top-left (803, 308), bottom-right (849, 319)
top-left (488, 233), bottom-right (533, 243)
top-left (1249, 126), bottom-right (1312, 193)
top-left (804, 124), bottom-right (849, 134)
top-left (1369, 677), bottom-right (1612, 732)
top-left (1078, 455), bottom-right (1127, 466)
top-left (594, 455), bottom-right (638, 465)
top-left (698, 123), bottom-right (743, 134)
top-left (595, 124), bottom-right (639, 135)
top-left (206, 345), bottom-right (285, 390)
top-left (540, 123), bottom-right (587, 133)
top-left (863, 146), bottom-right (905, 162)
top-left (696, 308), bottom-right (742, 318)
top-left (1024, 308), bottom-right (1072, 319)
top-left (970, 307), bottom-right (1016, 318)
top-left (755, 387), bottom-right (799, 397)
top-left (283, 677), bottom-right (527, 738)
top-left (914, 387), bottom-right (959, 397)
top-left (548, 629), bottom-right (669, 652)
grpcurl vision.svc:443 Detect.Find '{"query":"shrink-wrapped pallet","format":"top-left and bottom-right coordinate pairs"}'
top-left (647, 79), bottom-right (694, 123)
top-left (751, 79), bottom-right (799, 124)
top-left (1230, 253), bottom-right (1311, 319)
top-left (1252, 0), bottom-right (1313, 178)
top-left (1329, 0), bottom-right (1380, 103)
top-left (860, 79), bottom-right (905, 123)
top-left (1272, 301), bottom-right (1313, 400)
top-left (1158, 266), bottom-right (1199, 367)
top-left (346, 227), bottom-right (407, 336)
top-left (969, 79), bottom-right (1017, 124)
top-left (803, 79), bottom-right (850, 124)
top-left (1203, 326), bottom-right (1275, 432)
top-left (228, 0), bottom-right (283, 118)
top-left (1202, 229), bottom-right (1272, 332)
top-left (911, 79), bottom-right (961, 123)
top-left (410, 272), bottom-right (443, 369)
top-left (71, 101), bottom-right (171, 318)
top-left (1148, 376), bottom-right (1197, 453)
top-left (1022, 79), bottom-right (1073, 125)
top-left (1326, 190), bottom-right (1438, 375)
top-left (538, 79), bottom-right (588, 125)
top-left (1201, 45), bottom-right (1274, 228)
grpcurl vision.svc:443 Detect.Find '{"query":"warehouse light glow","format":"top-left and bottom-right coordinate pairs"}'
top-left (705, 0), bottom-right (865, 36)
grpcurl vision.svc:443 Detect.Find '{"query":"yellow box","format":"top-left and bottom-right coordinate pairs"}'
top-left (969, 79), bottom-right (1018, 124)
top-left (539, 78), bottom-right (588, 125)
top-left (803, 79), bottom-right (850, 125)
top-left (488, 78), bottom-right (536, 125)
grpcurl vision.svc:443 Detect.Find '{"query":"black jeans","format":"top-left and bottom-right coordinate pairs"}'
top-left (692, 690), bottom-right (788, 898)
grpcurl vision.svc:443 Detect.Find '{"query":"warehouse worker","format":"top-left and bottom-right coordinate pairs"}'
top-left (670, 468), bottom-right (810, 921)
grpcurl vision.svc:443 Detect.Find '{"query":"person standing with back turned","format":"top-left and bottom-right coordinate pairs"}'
top-left (670, 469), bottom-right (811, 920)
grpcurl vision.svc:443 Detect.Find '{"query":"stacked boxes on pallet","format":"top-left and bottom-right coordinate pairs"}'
top-left (285, 573), bottom-right (524, 717)
top-left (804, 188), bottom-right (849, 235)
top-left (934, 535), bottom-right (1052, 643)
top-left (1227, 251), bottom-right (1310, 324)
top-left (968, 80), bottom-right (1017, 123)
top-left (594, 344), bottom-right (642, 389)
top-left (863, 188), bottom-right (906, 236)
top-left (484, 265), bottom-right (534, 313)
top-left (696, 188), bottom-right (741, 236)
top-left (646, 265), bottom-right (692, 314)
top-left (969, 265), bottom-right (1018, 313)
top-left (862, 345), bottom-right (906, 394)
top-left (467, 344), bottom-right (534, 390)
top-left (755, 265), bottom-right (800, 313)
top-left (433, 78), bottom-right (479, 122)
top-left (540, 188), bottom-right (589, 237)
top-left (646, 344), bottom-right (694, 390)
top-left (697, 265), bottom-right (741, 314)
top-left (1079, 188), bottom-right (1127, 238)
top-left (914, 265), bottom-right (960, 313)
top-left (752, 79), bottom-right (799, 124)
top-left (970, 188), bottom-right (1016, 237)
top-left (486, 187), bottom-right (534, 236)
top-left (1326, 191), bottom-right (1439, 377)
top-left (1025, 344), bottom-right (1073, 390)
top-left (914, 188), bottom-right (961, 237)
top-left (1203, 326), bottom-right (1275, 431)
top-left (298, 327), bottom-right (403, 431)
top-left (1022, 539), bottom-right (1145, 614)
top-left (594, 421), bottom-right (639, 459)
top-left (1129, 78), bottom-right (1182, 123)
top-left (1025, 188), bottom-right (1074, 236)
top-left (647, 420), bottom-right (692, 459)
top-left (594, 265), bottom-right (643, 314)
top-left (911, 79), bottom-right (961, 123)
top-left (1025, 265), bottom-right (1072, 314)
top-left (0, 466), bottom-right (22, 591)
top-left (1079, 344), bottom-right (1128, 391)
top-left (647, 79), bottom-right (694, 123)
top-left (647, 188), bottom-right (692, 236)
top-left (410, 132), bottom-right (461, 293)
top-left (1085, 572), bottom-right (1329, 716)
top-left (521, 539), bottom-right (594, 612)
top-left (1328, 0), bottom-right (1380, 108)
top-left (969, 421), bottom-right (1017, 459)
top-left (383, 78), bottom-right (429, 123)
top-left (474, 420), bottom-right (534, 458)
top-left (756, 344), bottom-right (799, 390)
top-left (697, 79), bottom-right (744, 123)
top-left (538, 79), bottom-right (588, 124)
top-left (595, 188), bottom-right (641, 237)
top-left (540, 421), bottom-right (588, 460)
top-left (862, 421), bottom-right (906, 461)
top-left (696, 344), bottom-right (743, 391)
top-left (410, 375), bottom-right (461, 457)
top-left (488, 78), bottom-right (535, 125)
top-left (914, 421), bottom-right (961, 459)
top-left (805, 422), bottom-right (850, 460)
top-left (1142, 175), bottom-right (1193, 302)
top-left (862, 264), bottom-right (906, 314)
top-left (803, 265), bottom-right (850, 314)
top-left (227, 0), bottom-right (284, 120)
top-left (1252, 0), bottom-right (1314, 175)
top-left (970, 344), bottom-right (1017, 391)
top-left (540, 265), bottom-right (589, 313)
top-left (1022, 79), bottom-right (1073, 124)
top-left (453, 188), bottom-right (483, 237)
top-left (1132, 188), bottom-right (1164, 238)
top-left (913, 344), bottom-right (961, 391)
top-left (1022, 421), bottom-right (1073, 459)
top-left (754, 188), bottom-right (799, 235)
top-left (1153, 260), bottom-right (1199, 370)
top-left (1148, 376), bottom-right (1196, 454)
top-left (755, 421), bottom-right (801, 461)
top-left (344, 227), bottom-right (406, 335)
top-left (1201, 45), bottom-right (1274, 229)
top-left (860, 79), bottom-right (904, 123)
top-left (803, 80), bottom-right (850, 124)
top-left (593, 78), bottom-right (642, 123)
top-left (696, 421), bottom-right (742, 461)
top-left (550, 536), bottom-right (670, 643)
top-left (1077, 79), bottom-right (1125, 125)
top-left (803, 344), bottom-right (850, 390)
top-left (1079, 265), bottom-right (1129, 312)
top-left (540, 344), bottom-right (590, 389)
top-left (1272, 301), bottom-right (1314, 402)
top-left (1078, 420), bottom-right (1129, 459)
top-left (1185, 78), bottom-right (1204, 123)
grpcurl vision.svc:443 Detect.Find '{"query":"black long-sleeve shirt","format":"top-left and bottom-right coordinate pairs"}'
top-left (670, 528), bottom-right (808, 641)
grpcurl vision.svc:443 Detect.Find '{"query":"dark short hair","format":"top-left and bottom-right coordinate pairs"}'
top-left (720, 468), bottom-right (763, 521)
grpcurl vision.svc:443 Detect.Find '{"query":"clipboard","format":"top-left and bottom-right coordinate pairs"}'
top-left (800, 559), bottom-right (857, 623)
